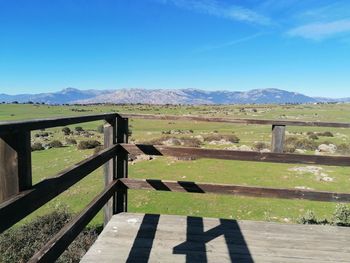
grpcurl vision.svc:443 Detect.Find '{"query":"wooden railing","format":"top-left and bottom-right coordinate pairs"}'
top-left (1, 113), bottom-right (350, 262)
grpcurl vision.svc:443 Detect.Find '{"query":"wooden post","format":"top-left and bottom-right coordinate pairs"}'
top-left (0, 131), bottom-right (32, 203)
top-left (103, 118), bottom-right (116, 226)
top-left (116, 117), bottom-right (128, 213)
top-left (271, 125), bottom-right (286, 153)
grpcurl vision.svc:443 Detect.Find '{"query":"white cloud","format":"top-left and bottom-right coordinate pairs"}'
top-left (287, 19), bottom-right (350, 40)
top-left (158, 0), bottom-right (271, 25)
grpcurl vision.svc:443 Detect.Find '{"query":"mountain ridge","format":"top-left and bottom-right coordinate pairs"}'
top-left (0, 88), bottom-right (347, 105)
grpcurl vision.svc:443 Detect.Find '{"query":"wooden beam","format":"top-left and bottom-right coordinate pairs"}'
top-left (28, 180), bottom-right (119, 263)
top-left (0, 113), bottom-right (120, 135)
top-left (120, 178), bottom-right (350, 203)
top-left (0, 131), bottom-right (32, 203)
top-left (121, 144), bottom-right (350, 167)
top-left (103, 119), bottom-right (116, 226)
top-left (0, 145), bottom-right (119, 233)
top-left (271, 125), bottom-right (285, 153)
top-left (116, 117), bottom-right (128, 214)
top-left (121, 113), bottom-right (350, 128)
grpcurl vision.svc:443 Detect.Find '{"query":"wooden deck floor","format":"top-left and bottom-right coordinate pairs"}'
top-left (81, 213), bottom-right (350, 263)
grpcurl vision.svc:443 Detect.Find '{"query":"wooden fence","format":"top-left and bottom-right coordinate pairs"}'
top-left (1, 113), bottom-right (350, 262)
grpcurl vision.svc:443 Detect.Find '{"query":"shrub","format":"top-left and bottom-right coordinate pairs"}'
top-left (253, 141), bottom-right (269, 151)
top-left (179, 137), bottom-right (202, 147)
top-left (284, 144), bottom-right (296, 153)
top-left (285, 136), bottom-right (317, 150)
top-left (308, 134), bottom-right (319, 140)
top-left (75, 126), bottom-right (84, 132)
top-left (333, 204), bottom-right (350, 226)
top-left (317, 131), bottom-right (334, 137)
top-left (0, 209), bottom-right (98, 263)
top-left (78, 140), bottom-right (101, 150)
top-left (31, 142), bottom-right (44, 151)
top-left (297, 210), bottom-right (318, 225)
top-left (48, 140), bottom-right (63, 148)
top-left (65, 138), bottom-right (77, 145)
top-left (337, 143), bottom-right (350, 154)
top-left (297, 210), bottom-right (329, 225)
top-left (34, 132), bottom-right (49, 138)
top-left (203, 134), bottom-right (240, 143)
top-left (62, 127), bottom-right (71, 136)
top-left (93, 145), bottom-right (104, 154)
top-left (96, 125), bottom-right (104, 134)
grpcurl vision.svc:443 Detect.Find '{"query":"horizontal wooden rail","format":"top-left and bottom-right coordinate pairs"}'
top-left (120, 178), bottom-right (350, 203)
top-left (28, 180), bottom-right (120, 263)
top-left (0, 113), bottom-right (120, 135)
top-left (0, 145), bottom-right (120, 233)
top-left (121, 113), bottom-right (350, 128)
top-left (121, 144), bottom-right (350, 166)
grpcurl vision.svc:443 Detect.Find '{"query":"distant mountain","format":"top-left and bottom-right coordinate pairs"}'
top-left (76, 88), bottom-right (318, 104)
top-left (0, 87), bottom-right (347, 105)
top-left (0, 88), bottom-right (109, 104)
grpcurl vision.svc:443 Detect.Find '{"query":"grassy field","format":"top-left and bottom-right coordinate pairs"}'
top-left (2, 103), bottom-right (350, 226)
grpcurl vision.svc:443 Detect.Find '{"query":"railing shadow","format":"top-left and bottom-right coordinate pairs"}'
top-left (126, 214), bottom-right (253, 263)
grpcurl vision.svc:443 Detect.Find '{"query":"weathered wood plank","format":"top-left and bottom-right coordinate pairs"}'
top-left (120, 178), bottom-right (350, 203)
top-left (0, 131), bottom-right (31, 203)
top-left (28, 180), bottom-right (118, 263)
top-left (0, 144), bottom-right (119, 233)
top-left (121, 113), bottom-right (350, 128)
top-left (81, 213), bottom-right (350, 263)
top-left (103, 119), bottom-right (116, 226)
top-left (271, 125), bottom-right (285, 153)
top-left (116, 117), bottom-right (128, 213)
top-left (121, 144), bottom-right (350, 166)
top-left (0, 113), bottom-right (119, 135)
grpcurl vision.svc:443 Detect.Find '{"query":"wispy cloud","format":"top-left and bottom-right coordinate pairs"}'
top-left (287, 19), bottom-right (350, 40)
top-left (157, 0), bottom-right (271, 25)
top-left (196, 32), bottom-right (265, 52)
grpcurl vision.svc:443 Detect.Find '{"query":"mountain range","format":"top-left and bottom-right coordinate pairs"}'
top-left (0, 88), bottom-right (349, 105)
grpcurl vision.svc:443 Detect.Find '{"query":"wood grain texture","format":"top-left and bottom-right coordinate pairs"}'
top-left (271, 125), bottom-right (285, 153)
top-left (28, 180), bottom-right (118, 263)
top-left (119, 178), bottom-right (350, 203)
top-left (0, 113), bottom-right (120, 135)
top-left (0, 144), bottom-right (119, 233)
top-left (121, 144), bottom-right (350, 166)
top-left (0, 131), bottom-right (31, 203)
top-left (81, 213), bottom-right (350, 263)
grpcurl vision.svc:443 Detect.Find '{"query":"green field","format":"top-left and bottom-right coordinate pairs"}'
top-left (2, 103), bottom-right (350, 227)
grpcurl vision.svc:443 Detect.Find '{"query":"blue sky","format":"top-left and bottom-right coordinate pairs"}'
top-left (0, 0), bottom-right (350, 97)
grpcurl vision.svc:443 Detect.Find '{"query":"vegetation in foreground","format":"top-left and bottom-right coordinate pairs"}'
top-left (0, 208), bottom-right (98, 263)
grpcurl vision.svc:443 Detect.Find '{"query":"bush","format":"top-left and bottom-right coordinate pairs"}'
top-left (297, 210), bottom-right (318, 225)
top-left (31, 142), bottom-right (44, 151)
top-left (285, 136), bottom-right (317, 150)
top-left (337, 143), bottom-right (350, 154)
top-left (284, 144), bottom-right (296, 153)
top-left (308, 134), bottom-right (319, 140)
top-left (48, 140), bottom-right (63, 148)
top-left (317, 131), bottom-right (334, 137)
top-left (62, 127), bottom-right (71, 136)
top-left (75, 126), bottom-right (84, 132)
top-left (0, 209), bottom-right (98, 263)
top-left (78, 140), bottom-right (101, 150)
top-left (93, 145), bottom-right (104, 154)
top-left (96, 125), bottom-right (104, 134)
top-left (34, 132), bottom-right (49, 138)
top-left (253, 141), bottom-right (269, 151)
top-left (333, 204), bottom-right (350, 226)
top-left (203, 134), bottom-right (240, 143)
top-left (65, 138), bottom-right (77, 145)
